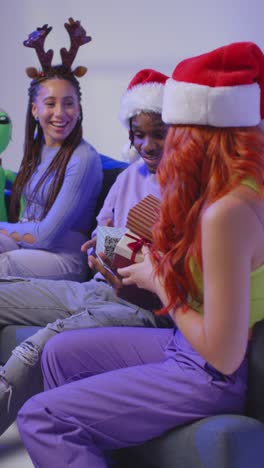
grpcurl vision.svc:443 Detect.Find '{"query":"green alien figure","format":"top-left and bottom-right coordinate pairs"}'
top-left (0, 109), bottom-right (17, 221)
top-left (0, 109), bottom-right (11, 154)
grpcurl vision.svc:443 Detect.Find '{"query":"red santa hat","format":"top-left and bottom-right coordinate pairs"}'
top-left (119, 68), bottom-right (169, 162)
top-left (119, 68), bottom-right (169, 128)
top-left (162, 42), bottom-right (264, 127)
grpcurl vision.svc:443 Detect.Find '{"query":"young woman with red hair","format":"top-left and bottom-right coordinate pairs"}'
top-left (17, 42), bottom-right (264, 468)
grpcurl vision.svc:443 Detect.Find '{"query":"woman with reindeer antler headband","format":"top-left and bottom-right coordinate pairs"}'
top-left (0, 18), bottom-right (102, 281)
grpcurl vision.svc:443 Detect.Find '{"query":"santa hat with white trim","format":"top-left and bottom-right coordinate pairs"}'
top-left (162, 42), bottom-right (264, 127)
top-left (119, 68), bottom-right (169, 162)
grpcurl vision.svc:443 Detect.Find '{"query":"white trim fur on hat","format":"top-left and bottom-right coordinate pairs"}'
top-left (162, 79), bottom-right (261, 127)
top-left (119, 82), bottom-right (165, 128)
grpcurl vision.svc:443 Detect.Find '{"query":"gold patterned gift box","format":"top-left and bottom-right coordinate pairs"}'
top-left (112, 194), bottom-right (160, 269)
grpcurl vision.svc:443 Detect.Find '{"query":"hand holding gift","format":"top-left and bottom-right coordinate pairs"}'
top-left (96, 226), bottom-right (127, 265)
top-left (97, 195), bottom-right (162, 310)
top-left (88, 252), bottom-right (123, 292)
top-left (117, 245), bottom-right (159, 294)
top-left (112, 194), bottom-right (160, 270)
top-left (94, 194), bottom-right (160, 271)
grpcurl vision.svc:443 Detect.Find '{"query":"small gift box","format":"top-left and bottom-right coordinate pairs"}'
top-left (112, 195), bottom-right (160, 269)
top-left (126, 194), bottom-right (160, 241)
top-left (112, 229), bottom-right (146, 269)
top-left (96, 226), bottom-right (127, 263)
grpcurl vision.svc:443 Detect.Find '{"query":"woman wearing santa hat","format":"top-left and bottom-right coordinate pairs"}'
top-left (17, 42), bottom-right (264, 467)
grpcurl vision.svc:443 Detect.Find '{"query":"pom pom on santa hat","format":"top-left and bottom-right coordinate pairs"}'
top-left (119, 68), bottom-right (169, 162)
top-left (162, 42), bottom-right (264, 127)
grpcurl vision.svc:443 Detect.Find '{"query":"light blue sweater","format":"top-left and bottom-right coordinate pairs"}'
top-left (0, 139), bottom-right (103, 254)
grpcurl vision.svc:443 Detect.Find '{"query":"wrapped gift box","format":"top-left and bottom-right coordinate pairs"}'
top-left (112, 195), bottom-right (160, 269)
top-left (126, 194), bottom-right (160, 241)
top-left (96, 226), bottom-right (127, 263)
top-left (112, 229), bottom-right (145, 269)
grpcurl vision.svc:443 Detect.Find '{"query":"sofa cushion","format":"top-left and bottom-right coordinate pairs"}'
top-left (114, 414), bottom-right (264, 468)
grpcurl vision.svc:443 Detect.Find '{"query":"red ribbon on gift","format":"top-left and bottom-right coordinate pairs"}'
top-left (126, 233), bottom-right (146, 263)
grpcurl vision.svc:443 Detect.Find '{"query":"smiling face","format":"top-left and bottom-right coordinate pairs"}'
top-left (130, 112), bottom-right (168, 173)
top-left (31, 78), bottom-right (80, 147)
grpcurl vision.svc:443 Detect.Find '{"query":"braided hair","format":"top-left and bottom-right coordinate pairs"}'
top-left (9, 67), bottom-right (83, 221)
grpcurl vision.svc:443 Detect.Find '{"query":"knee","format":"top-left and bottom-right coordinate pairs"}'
top-left (18, 395), bottom-right (37, 420)
top-left (41, 334), bottom-right (67, 389)
top-left (17, 395), bottom-right (40, 435)
top-left (42, 333), bottom-right (65, 366)
top-left (18, 394), bottom-right (55, 445)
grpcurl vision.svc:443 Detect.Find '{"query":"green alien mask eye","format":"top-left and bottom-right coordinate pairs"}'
top-left (0, 110), bottom-right (12, 154)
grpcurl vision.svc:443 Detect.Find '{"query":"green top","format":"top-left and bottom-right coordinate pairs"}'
top-left (188, 177), bottom-right (264, 328)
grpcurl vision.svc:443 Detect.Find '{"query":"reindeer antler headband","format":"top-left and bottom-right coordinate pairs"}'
top-left (23, 17), bottom-right (92, 80)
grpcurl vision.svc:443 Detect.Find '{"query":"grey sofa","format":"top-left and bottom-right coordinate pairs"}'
top-left (1, 155), bottom-right (264, 468)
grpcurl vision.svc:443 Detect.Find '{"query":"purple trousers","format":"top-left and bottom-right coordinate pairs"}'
top-left (17, 327), bottom-right (248, 468)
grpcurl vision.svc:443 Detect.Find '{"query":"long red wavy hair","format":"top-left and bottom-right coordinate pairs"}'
top-left (152, 124), bottom-right (264, 313)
